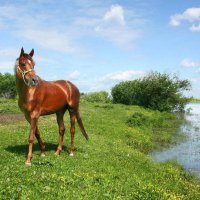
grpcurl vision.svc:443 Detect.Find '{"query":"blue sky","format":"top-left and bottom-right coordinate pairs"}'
top-left (0, 0), bottom-right (200, 97)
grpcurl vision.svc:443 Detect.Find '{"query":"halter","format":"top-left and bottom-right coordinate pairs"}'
top-left (17, 65), bottom-right (35, 87)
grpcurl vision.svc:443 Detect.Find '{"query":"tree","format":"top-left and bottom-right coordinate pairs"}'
top-left (111, 72), bottom-right (191, 112)
top-left (0, 73), bottom-right (17, 99)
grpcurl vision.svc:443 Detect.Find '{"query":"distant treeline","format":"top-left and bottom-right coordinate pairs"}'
top-left (82, 72), bottom-right (191, 112)
top-left (0, 71), bottom-right (191, 112)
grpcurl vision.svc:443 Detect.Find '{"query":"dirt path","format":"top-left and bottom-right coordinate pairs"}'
top-left (0, 113), bottom-right (25, 124)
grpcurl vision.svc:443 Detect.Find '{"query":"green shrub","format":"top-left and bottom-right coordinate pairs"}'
top-left (112, 71), bottom-right (191, 112)
top-left (0, 73), bottom-right (17, 99)
top-left (127, 112), bottom-right (150, 127)
top-left (81, 91), bottom-right (111, 103)
top-left (111, 80), bottom-right (141, 105)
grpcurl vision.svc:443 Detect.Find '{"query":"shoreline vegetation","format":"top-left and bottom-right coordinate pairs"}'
top-left (0, 98), bottom-right (200, 199)
top-left (190, 98), bottom-right (200, 103)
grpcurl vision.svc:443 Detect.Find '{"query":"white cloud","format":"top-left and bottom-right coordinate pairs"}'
top-left (190, 24), bottom-right (200, 32)
top-left (95, 5), bottom-right (142, 48)
top-left (170, 15), bottom-right (182, 26)
top-left (0, 5), bottom-right (77, 54)
top-left (180, 59), bottom-right (198, 68)
top-left (197, 68), bottom-right (200, 74)
top-left (68, 70), bottom-right (81, 80)
top-left (0, 5), bottom-right (18, 19)
top-left (77, 70), bottom-right (146, 92)
top-left (170, 7), bottom-right (200, 31)
top-left (0, 3), bottom-right (144, 55)
top-left (100, 70), bottom-right (145, 82)
top-left (103, 5), bottom-right (125, 26)
top-left (17, 29), bottom-right (77, 54)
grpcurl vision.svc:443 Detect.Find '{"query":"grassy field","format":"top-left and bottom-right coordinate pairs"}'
top-left (0, 98), bottom-right (200, 199)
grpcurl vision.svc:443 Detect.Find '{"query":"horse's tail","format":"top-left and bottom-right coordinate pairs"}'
top-left (76, 111), bottom-right (89, 140)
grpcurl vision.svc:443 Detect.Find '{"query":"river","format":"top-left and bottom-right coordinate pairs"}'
top-left (151, 103), bottom-right (200, 179)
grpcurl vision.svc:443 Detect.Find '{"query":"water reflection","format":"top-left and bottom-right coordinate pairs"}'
top-left (152, 103), bottom-right (200, 178)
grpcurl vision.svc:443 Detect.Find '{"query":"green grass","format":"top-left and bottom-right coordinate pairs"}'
top-left (0, 98), bottom-right (20, 113)
top-left (0, 99), bottom-right (200, 199)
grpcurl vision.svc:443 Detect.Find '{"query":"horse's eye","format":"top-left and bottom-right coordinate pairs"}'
top-left (21, 63), bottom-right (26, 67)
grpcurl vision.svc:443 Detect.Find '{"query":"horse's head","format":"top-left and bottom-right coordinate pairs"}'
top-left (16, 48), bottom-right (39, 87)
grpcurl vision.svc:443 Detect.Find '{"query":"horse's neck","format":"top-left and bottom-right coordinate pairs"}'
top-left (15, 61), bottom-right (29, 96)
top-left (16, 75), bottom-right (29, 99)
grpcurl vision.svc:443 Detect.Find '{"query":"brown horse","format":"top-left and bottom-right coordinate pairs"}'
top-left (15, 48), bottom-right (88, 166)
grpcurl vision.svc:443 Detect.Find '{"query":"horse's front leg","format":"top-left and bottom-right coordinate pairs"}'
top-left (35, 126), bottom-right (45, 157)
top-left (25, 115), bottom-right (45, 158)
top-left (25, 118), bottom-right (38, 166)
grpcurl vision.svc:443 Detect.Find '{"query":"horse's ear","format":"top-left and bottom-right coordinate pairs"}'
top-left (20, 47), bottom-right (24, 57)
top-left (29, 49), bottom-right (34, 57)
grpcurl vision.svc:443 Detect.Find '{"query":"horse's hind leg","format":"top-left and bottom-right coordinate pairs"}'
top-left (55, 111), bottom-right (66, 155)
top-left (35, 126), bottom-right (45, 157)
top-left (69, 111), bottom-right (76, 156)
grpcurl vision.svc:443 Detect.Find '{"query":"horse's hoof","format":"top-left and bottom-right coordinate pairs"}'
top-left (41, 153), bottom-right (45, 157)
top-left (55, 151), bottom-right (60, 156)
top-left (25, 161), bottom-right (31, 166)
top-left (70, 152), bottom-right (74, 157)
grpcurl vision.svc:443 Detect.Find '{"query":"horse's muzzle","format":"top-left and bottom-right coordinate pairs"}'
top-left (27, 76), bottom-right (40, 87)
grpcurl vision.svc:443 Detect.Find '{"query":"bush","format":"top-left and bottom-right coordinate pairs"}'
top-left (81, 91), bottom-right (111, 103)
top-left (111, 71), bottom-right (191, 112)
top-left (0, 73), bottom-right (17, 99)
top-left (111, 80), bottom-right (141, 105)
top-left (127, 112), bottom-right (150, 127)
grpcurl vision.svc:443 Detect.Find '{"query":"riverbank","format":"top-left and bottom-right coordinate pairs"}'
top-left (152, 103), bottom-right (200, 180)
top-left (0, 98), bottom-right (200, 199)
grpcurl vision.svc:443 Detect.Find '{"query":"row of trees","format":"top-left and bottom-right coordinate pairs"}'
top-left (0, 71), bottom-right (191, 112)
top-left (82, 72), bottom-right (191, 112)
top-left (111, 72), bottom-right (191, 112)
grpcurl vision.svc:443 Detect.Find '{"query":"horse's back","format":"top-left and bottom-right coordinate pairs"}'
top-left (44, 80), bottom-right (80, 109)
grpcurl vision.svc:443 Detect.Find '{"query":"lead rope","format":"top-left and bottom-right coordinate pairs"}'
top-left (17, 66), bottom-right (34, 87)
